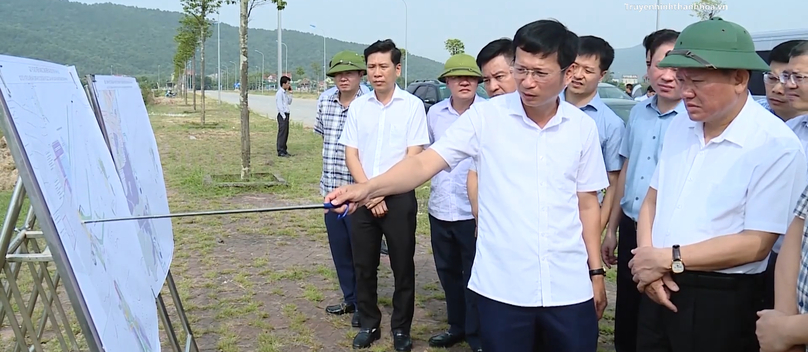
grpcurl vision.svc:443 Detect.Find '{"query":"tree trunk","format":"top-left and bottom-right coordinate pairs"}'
top-left (192, 51), bottom-right (197, 110)
top-left (183, 62), bottom-right (188, 105)
top-left (200, 28), bottom-right (206, 125)
top-left (239, 0), bottom-right (251, 180)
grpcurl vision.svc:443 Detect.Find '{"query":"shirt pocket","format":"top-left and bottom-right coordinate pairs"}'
top-left (389, 122), bottom-right (407, 147)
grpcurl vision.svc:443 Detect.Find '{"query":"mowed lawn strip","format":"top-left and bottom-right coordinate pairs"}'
top-left (0, 95), bottom-right (618, 351)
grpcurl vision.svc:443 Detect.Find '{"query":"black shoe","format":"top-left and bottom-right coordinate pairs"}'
top-left (278, 152), bottom-right (291, 157)
top-left (325, 302), bottom-right (355, 315)
top-left (352, 328), bottom-right (381, 349)
top-left (471, 349), bottom-right (483, 352)
top-left (351, 312), bottom-right (360, 327)
top-left (428, 331), bottom-right (464, 348)
top-left (380, 239), bottom-right (389, 256)
top-left (392, 329), bottom-right (412, 352)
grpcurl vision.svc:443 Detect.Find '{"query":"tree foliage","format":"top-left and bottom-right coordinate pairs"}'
top-left (689, 0), bottom-right (725, 20)
top-left (173, 15), bottom-right (198, 85)
top-left (444, 39), bottom-right (465, 56)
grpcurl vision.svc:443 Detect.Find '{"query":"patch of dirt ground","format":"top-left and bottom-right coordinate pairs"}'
top-left (0, 137), bottom-right (19, 191)
top-left (168, 193), bottom-right (618, 352)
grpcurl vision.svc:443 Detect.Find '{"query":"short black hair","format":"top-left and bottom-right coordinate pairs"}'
top-left (646, 30), bottom-right (679, 61)
top-left (642, 29), bottom-right (678, 54)
top-left (280, 75), bottom-right (290, 85)
top-left (364, 39), bottom-right (402, 65)
top-left (777, 40), bottom-right (808, 63)
top-left (578, 35), bottom-right (614, 72)
top-left (512, 19), bottom-right (578, 70)
top-left (647, 85), bottom-right (655, 92)
top-left (476, 38), bottom-right (513, 69)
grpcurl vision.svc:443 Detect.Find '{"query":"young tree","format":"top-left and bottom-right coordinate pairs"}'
top-left (690, 0), bottom-right (725, 20)
top-left (444, 39), bottom-right (465, 55)
top-left (181, 0), bottom-right (223, 125)
top-left (173, 15), bottom-right (198, 105)
top-left (310, 61), bottom-right (322, 87)
top-left (234, 0), bottom-right (287, 179)
top-left (295, 66), bottom-right (306, 78)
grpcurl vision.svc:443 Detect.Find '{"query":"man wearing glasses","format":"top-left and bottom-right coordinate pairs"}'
top-left (758, 40), bottom-right (808, 121)
top-left (325, 19), bottom-right (608, 351)
top-left (629, 18), bottom-right (805, 351)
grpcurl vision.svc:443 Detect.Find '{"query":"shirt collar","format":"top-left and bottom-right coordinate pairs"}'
top-left (506, 92), bottom-right (569, 129)
top-left (369, 85), bottom-right (405, 106)
top-left (328, 88), bottom-right (364, 105)
top-left (686, 94), bottom-right (757, 148)
top-left (559, 88), bottom-right (605, 112)
top-left (442, 95), bottom-right (484, 115)
top-left (645, 95), bottom-right (686, 118)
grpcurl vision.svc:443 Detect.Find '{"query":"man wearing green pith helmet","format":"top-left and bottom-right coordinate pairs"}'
top-left (627, 17), bottom-right (807, 351)
top-left (425, 53), bottom-right (484, 352)
top-left (315, 50), bottom-right (367, 328)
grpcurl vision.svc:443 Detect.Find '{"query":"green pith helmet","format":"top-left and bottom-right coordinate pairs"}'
top-left (438, 53), bottom-right (483, 83)
top-left (658, 17), bottom-right (769, 71)
top-left (326, 51), bottom-right (366, 77)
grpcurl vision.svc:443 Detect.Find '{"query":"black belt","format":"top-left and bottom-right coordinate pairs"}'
top-left (673, 271), bottom-right (763, 291)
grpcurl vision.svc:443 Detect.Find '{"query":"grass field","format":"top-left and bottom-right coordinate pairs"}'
top-left (0, 96), bottom-right (618, 351)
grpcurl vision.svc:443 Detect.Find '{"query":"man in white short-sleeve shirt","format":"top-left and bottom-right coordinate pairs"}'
top-left (628, 18), bottom-right (807, 351)
top-left (337, 39), bottom-right (429, 352)
top-left (326, 20), bottom-right (609, 352)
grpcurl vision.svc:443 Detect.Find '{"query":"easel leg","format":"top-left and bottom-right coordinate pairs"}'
top-left (167, 270), bottom-right (199, 352)
top-left (157, 292), bottom-right (183, 352)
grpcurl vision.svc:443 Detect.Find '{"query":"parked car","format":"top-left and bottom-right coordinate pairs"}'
top-left (601, 98), bottom-right (638, 123)
top-left (597, 82), bottom-right (634, 100)
top-left (406, 80), bottom-right (488, 113)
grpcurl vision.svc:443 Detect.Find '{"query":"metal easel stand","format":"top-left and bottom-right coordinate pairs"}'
top-left (0, 177), bottom-right (200, 352)
top-left (0, 177), bottom-right (78, 352)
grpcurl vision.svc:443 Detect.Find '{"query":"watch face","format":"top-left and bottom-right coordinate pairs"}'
top-left (672, 261), bottom-right (684, 273)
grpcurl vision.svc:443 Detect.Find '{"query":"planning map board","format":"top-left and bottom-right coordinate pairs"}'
top-left (0, 55), bottom-right (160, 352)
top-left (88, 75), bottom-right (174, 295)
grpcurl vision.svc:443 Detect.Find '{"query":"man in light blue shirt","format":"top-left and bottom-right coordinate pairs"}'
top-left (274, 75), bottom-right (292, 157)
top-left (425, 53), bottom-right (484, 352)
top-left (560, 35), bottom-right (625, 231)
top-left (603, 28), bottom-right (683, 352)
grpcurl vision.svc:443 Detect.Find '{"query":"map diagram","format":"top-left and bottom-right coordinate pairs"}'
top-left (91, 75), bottom-right (174, 295)
top-left (0, 55), bottom-right (160, 352)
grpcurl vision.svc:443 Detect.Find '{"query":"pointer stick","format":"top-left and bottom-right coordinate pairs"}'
top-left (81, 202), bottom-right (348, 224)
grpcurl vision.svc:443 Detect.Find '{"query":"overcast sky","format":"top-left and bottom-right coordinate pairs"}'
top-left (76, 0), bottom-right (804, 62)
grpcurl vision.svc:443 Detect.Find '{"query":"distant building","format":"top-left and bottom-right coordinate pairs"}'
top-left (621, 75), bottom-right (639, 85)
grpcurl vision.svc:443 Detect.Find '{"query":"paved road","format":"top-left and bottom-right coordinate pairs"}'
top-left (205, 91), bottom-right (319, 127)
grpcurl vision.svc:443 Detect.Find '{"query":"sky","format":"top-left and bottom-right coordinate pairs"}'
top-left (76, 0), bottom-right (805, 63)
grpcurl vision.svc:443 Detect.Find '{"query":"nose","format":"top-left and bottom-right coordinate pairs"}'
top-left (772, 82), bottom-right (786, 95)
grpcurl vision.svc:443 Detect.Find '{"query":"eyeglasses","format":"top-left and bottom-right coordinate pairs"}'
top-left (762, 72), bottom-right (781, 85)
top-left (781, 72), bottom-right (808, 85)
top-left (511, 65), bottom-right (567, 82)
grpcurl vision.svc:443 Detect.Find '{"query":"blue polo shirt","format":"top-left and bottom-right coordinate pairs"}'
top-left (619, 96), bottom-right (687, 221)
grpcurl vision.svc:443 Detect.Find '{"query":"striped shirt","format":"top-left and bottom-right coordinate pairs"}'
top-left (314, 89), bottom-right (363, 196)
top-left (795, 186), bottom-right (808, 322)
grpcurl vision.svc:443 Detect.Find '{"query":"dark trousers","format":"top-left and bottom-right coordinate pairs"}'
top-left (324, 212), bottom-right (356, 307)
top-left (636, 271), bottom-right (764, 352)
top-left (350, 191), bottom-right (417, 331)
top-left (428, 215), bottom-right (480, 349)
top-left (276, 112), bottom-right (289, 154)
top-left (615, 212), bottom-right (641, 352)
top-left (761, 251), bottom-right (778, 309)
top-left (477, 295), bottom-right (598, 352)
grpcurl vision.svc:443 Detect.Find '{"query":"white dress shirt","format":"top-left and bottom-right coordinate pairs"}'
top-left (338, 86), bottom-right (430, 178)
top-left (430, 92), bottom-right (609, 307)
top-left (427, 96), bottom-right (484, 222)
top-left (650, 95), bottom-right (806, 274)
top-left (275, 87), bottom-right (292, 114)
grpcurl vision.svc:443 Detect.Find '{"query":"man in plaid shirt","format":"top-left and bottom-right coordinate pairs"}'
top-left (315, 50), bottom-right (367, 328)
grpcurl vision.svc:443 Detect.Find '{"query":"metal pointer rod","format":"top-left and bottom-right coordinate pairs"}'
top-left (81, 202), bottom-right (348, 224)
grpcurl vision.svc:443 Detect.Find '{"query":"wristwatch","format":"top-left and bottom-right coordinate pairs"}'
top-left (671, 244), bottom-right (685, 274)
top-left (589, 268), bottom-right (606, 277)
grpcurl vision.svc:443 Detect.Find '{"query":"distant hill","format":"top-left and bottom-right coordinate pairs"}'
top-left (0, 0), bottom-right (444, 81)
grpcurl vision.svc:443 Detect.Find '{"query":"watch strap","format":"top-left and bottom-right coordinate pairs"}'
top-left (589, 268), bottom-right (606, 276)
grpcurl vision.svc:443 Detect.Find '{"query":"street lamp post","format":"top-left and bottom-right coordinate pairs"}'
top-left (655, 0), bottom-right (660, 30)
top-left (276, 41), bottom-right (288, 77)
top-left (277, 9), bottom-right (283, 90)
top-left (230, 61), bottom-right (237, 90)
top-left (255, 49), bottom-right (265, 93)
top-left (157, 64), bottom-right (161, 90)
top-left (217, 13), bottom-right (221, 103)
top-left (400, 0), bottom-right (408, 86)
top-left (310, 24), bottom-right (326, 92)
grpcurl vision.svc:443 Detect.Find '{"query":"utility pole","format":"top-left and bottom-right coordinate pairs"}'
top-left (217, 12), bottom-right (222, 103)
top-left (277, 9), bottom-right (283, 89)
top-left (255, 50), bottom-right (265, 93)
top-left (655, 0), bottom-right (660, 30)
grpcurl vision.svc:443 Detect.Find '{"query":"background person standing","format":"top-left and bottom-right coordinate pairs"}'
top-left (275, 75), bottom-right (292, 157)
top-left (425, 53), bottom-right (484, 352)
